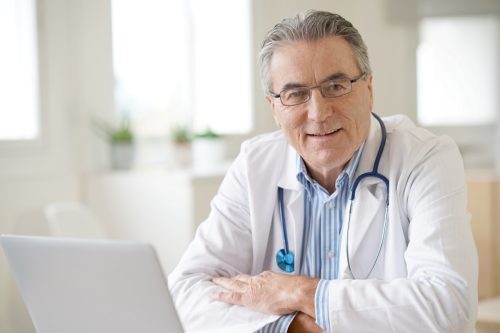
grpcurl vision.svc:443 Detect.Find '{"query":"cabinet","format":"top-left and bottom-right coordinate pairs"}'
top-left (467, 171), bottom-right (500, 332)
top-left (83, 166), bottom-right (227, 274)
top-left (467, 171), bottom-right (500, 299)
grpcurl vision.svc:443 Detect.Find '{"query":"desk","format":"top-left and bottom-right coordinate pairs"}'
top-left (477, 296), bottom-right (500, 333)
top-left (467, 170), bottom-right (500, 299)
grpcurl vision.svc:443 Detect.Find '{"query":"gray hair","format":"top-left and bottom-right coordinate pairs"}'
top-left (258, 10), bottom-right (371, 94)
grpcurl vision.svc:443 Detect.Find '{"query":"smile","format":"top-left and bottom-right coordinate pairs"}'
top-left (308, 128), bottom-right (341, 137)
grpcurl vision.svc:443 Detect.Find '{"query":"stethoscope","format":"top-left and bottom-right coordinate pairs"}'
top-left (276, 113), bottom-right (389, 279)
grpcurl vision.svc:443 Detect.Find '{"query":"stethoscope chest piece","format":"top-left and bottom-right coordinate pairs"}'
top-left (276, 248), bottom-right (295, 273)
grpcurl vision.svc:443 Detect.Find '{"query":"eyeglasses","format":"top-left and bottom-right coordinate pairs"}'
top-left (270, 72), bottom-right (367, 106)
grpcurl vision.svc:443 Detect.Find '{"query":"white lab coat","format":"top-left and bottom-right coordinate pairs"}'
top-left (168, 114), bottom-right (478, 333)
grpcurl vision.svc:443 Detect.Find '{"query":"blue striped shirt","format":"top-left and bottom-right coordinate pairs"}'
top-left (256, 144), bottom-right (364, 333)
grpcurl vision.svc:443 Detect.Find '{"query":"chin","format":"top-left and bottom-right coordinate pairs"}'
top-left (307, 154), bottom-right (344, 169)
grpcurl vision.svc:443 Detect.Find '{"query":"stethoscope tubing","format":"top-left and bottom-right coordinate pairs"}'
top-left (345, 199), bottom-right (389, 279)
top-left (346, 112), bottom-right (390, 279)
top-left (278, 187), bottom-right (290, 254)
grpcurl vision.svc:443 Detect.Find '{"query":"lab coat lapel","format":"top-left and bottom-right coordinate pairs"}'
top-left (276, 145), bottom-right (304, 275)
top-left (353, 114), bottom-right (383, 182)
top-left (339, 180), bottom-right (387, 278)
top-left (276, 144), bottom-right (302, 192)
top-left (339, 114), bottom-right (388, 279)
top-left (284, 188), bottom-right (303, 275)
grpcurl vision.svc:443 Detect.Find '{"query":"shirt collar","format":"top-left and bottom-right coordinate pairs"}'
top-left (296, 142), bottom-right (366, 194)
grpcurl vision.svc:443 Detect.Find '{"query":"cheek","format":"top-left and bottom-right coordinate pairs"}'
top-left (340, 97), bottom-right (371, 127)
top-left (276, 108), bottom-right (307, 131)
top-left (277, 112), bottom-right (307, 148)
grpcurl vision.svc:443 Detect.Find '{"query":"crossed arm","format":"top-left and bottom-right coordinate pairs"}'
top-left (212, 271), bottom-right (323, 332)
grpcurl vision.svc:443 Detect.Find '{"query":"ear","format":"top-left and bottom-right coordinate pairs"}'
top-left (365, 74), bottom-right (374, 109)
top-left (266, 95), bottom-right (281, 128)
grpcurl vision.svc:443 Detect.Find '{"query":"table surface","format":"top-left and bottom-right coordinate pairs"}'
top-left (478, 297), bottom-right (500, 324)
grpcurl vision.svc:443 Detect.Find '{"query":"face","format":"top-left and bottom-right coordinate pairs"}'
top-left (267, 36), bottom-right (373, 178)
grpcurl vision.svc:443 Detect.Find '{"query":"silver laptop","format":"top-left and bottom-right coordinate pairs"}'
top-left (1, 235), bottom-right (184, 333)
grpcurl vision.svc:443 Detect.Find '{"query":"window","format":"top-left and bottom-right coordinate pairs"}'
top-left (0, 0), bottom-right (40, 140)
top-left (111, 0), bottom-right (191, 138)
top-left (190, 0), bottom-right (252, 134)
top-left (417, 16), bottom-right (499, 126)
top-left (111, 0), bottom-right (252, 138)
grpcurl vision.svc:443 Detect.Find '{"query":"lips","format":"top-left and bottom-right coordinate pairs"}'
top-left (308, 128), bottom-right (341, 136)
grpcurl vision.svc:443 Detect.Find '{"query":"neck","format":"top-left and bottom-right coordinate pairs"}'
top-left (306, 164), bottom-right (345, 195)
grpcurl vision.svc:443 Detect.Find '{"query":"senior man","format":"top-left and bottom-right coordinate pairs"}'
top-left (169, 10), bottom-right (477, 333)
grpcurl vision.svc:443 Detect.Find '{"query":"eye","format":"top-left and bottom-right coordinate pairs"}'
top-left (282, 88), bottom-right (309, 102)
top-left (323, 79), bottom-right (349, 96)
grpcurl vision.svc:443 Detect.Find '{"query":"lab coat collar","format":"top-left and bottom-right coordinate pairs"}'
top-left (353, 113), bottom-right (389, 181)
top-left (276, 144), bottom-right (303, 191)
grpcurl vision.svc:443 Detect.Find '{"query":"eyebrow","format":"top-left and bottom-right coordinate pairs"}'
top-left (321, 72), bottom-right (350, 82)
top-left (280, 82), bottom-right (307, 91)
top-left (278, 72), bottom-right (351, 92)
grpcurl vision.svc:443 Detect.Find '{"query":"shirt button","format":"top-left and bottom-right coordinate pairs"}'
top-left (328, 250), bottom-right (335, 258)
top-left (328, 202), bottom-right (333, 208)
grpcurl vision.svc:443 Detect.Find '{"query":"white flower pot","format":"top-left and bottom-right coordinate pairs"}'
top-left (111, 142), bottom-right (135, 170)
top-left (191, 138), bottom-right (225, 169)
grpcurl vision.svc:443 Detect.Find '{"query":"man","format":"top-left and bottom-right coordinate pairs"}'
top-left (168, 10), bottom-right (477, 333)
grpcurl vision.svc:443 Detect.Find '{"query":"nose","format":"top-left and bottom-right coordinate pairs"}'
top-left (307, 88), bottom-right (331, 122)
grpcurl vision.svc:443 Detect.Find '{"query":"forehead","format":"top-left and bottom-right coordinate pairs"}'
top-left (269, 36), bottom-right (359, 90)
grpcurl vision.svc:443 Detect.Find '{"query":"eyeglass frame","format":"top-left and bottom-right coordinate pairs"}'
top-left (269, 72), bottom-right (367, 106)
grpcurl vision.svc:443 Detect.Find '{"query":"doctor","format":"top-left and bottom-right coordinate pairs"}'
top-left (168, 10), bottom-right (478, 333)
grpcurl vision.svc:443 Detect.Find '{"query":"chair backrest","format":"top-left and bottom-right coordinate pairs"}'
top-left (44, 202), bottom-right (107, 239)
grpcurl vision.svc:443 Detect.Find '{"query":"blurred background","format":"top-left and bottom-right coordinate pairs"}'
top-left (1, 0), bottom-right (499, 332)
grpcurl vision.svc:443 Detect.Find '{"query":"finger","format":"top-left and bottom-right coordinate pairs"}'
top-left (233, 274), bottom-right (252, 283)
top-left (211, 290), bottom-right (243, 305)
top-left (211, 277), bottom-right (248, 292)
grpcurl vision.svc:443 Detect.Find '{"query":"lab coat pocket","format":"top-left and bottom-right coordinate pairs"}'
top-left (343, 182), bottom-right (387, 279)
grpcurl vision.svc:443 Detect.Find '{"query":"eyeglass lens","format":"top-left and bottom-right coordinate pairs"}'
top-left (280, 78), bottom-right (353, 106)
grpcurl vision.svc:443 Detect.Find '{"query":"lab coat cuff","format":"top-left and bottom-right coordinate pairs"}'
top-left (314, 279), bottom-right (331, 331)
top-left (253, 313), bottom-right (296, 333)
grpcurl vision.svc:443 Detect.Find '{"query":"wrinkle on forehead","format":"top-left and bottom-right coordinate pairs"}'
top-left (269, 36), bottom-right (360, 92)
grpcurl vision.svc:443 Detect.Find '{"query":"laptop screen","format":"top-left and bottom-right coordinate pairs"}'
top-left (1, 235), bottom-right (184, 333)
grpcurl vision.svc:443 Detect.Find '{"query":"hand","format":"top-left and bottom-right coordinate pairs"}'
top-left (211, 271), bottom-right (318, 317)
top-left (288, 312), bottom-right (324, 333)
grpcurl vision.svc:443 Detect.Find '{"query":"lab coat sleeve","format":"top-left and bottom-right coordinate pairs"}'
top-left (327, 136), bottom-right (478, 333)
top-left (167, 147), bottom-right (279, 333)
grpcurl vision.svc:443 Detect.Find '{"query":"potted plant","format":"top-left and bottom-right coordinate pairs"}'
top-left (171, 125), bottom-right (192, 145)
top-left (94, 117), bottom-right (135, 170)
top-left (171, 125), bottom-right (192, 167)
top-left (191, 128), bottom-right (225, 168)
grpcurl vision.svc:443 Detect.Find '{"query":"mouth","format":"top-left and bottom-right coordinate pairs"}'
top-left (307, 128), bottom-right (342, 137)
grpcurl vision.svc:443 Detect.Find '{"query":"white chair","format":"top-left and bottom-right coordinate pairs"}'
top-left (44, 201), bottom-right (108, 239)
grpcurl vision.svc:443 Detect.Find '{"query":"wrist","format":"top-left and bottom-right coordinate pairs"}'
top-left (292, 276), bottom-right (319, 317)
